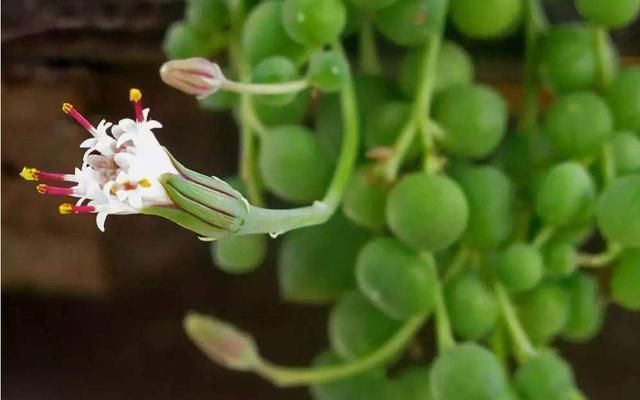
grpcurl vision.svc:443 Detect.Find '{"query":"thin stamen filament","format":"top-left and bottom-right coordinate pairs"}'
top-left (62, 103), bottom-right (97, 134)
top-left (59, 203), bottom-right (96, 214)
top-left (20, 167), bottom-right (75, 182)
top-left (37, 184), bottom-right (74, 196)
top-left (129, 88), bottom-right (144, 122)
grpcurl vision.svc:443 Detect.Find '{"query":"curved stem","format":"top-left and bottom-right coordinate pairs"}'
top-left (494, 282), bottom-right (537, 363)
top-left (578, 243), bottom-right (622, 268)
top-left (221, 78), bottom-right (309, 95)
top-left (238, 43), bottom-right (359, 233)
top-left (532, 226), bottom-right (555, 248)
top-left (228, 1), bottom-right (264, 207)
top-left (243, 96), bottom-right (268, 139)
top-left (359, 18), bottom-right (382, 75)
top-left (254, 314), bottom-right (427, 387)
top-left (434, 280), bottom-right (456, 353)
top-left (238, 94), bottom-right (265, 206)
top-left (321, 42), bottom-right (360, 210)
top-left (383, 32), bottom-right (444, 180)
top-left (422, 251), bottom-right (456, 353)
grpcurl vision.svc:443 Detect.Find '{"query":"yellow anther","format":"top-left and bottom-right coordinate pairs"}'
top-left (129, 88), bottom-right (142, 102)
top-left (19, 167), bottom-right (39, 181)
top-left (62, 102), bottom-right (73, 114)
top-left (58, 203), bottom-right (73, 214)
top-left (138, 178), bottom-right (152, 188)
top-left (36, 184), bottom-right (47, 194)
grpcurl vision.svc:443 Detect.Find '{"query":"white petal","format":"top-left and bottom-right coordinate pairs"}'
top-left (145, 120), bottom-right (163, 130)
top-left (116, 190), bottom-right (128, 201)
top-left (96, 212), bottom-right (108, 232)
top-left (116, 133), bottom-right (134, 148)
top-left (118, 118), bottom-right (136, 128)
top-left (129, 192), bottom-right (143, 209)
top-left (100, 182), bottom-right (115, 198)
top-left (111, 124), bottom-right (125, 139)
top-left (114, 153), bottom-right (135, 170)
top-left (80, 138), bottom-right (96, 149)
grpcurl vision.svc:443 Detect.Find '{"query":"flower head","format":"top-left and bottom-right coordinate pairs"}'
top-left (21, 88), bottom-right (248, 238)
top-left (160, 57), bottom-right (225, 98)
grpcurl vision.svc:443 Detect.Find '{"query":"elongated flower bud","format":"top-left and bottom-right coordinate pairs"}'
top-left (159, 57), bottom-right (224, 97)
top-left (183, 312), bottom-right (260, 371)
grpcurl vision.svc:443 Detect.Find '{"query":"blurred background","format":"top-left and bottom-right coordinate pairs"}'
top-left (2, 1), bottom-right (640, 399)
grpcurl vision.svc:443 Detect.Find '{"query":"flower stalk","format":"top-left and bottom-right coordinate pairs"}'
top-left (160, 56), bottom-right (308, 99)
top-left (184, 310), bottom-right (427, 387)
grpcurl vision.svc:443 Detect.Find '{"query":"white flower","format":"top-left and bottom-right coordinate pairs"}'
top-left (21, 89), bottom-right (178, 232)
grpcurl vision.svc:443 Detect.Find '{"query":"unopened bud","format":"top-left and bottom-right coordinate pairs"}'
top-left (159, 57), bottom-right (225, 98)
top-left (184, 312), bottom-right (260, 371)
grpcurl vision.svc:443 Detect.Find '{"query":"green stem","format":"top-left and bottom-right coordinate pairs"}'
top-left (601, 142), bottom-right (616, 185)
top-left (434, 280), bottom-right (456, 353)
top-left (494, 282), bottom-right (537, 363)
top-left (241, 94), bottom-right (268, 139)
top-left (321, 42), bottom-right (360, 210)
top-left (519, 0), bottom-right (548, 134)
top-left (359, 18), bottom-right (382, 75)
top-left (532, 226), bottom-right (555, 248)
top-left (221, 78), bottom-right (309, 95)
top-left (227, 0), bottom-right (264, 207)
top-left (578, 244), bottom-right (622, 268)
top-left (237, 43), bottom-right (359, 233)
top-left (443, 246), bottom-right (471, 282)
top-left (239, 202), bottom-right (331, 236)
top-left (491, 319), bottom-right (508, 369)
top-left (253, 314), bottom-right (427, 387)
top-left (593, 25), bottom-right (614, 90)
top-left (514, 205), bottom-right (533, 241)
top-left (238, 94), bottom-right (265, 206)
top-left (384, 29), bottom-right (444, 180)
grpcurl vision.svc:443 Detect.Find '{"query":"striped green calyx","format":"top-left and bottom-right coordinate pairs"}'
top-left (142, 150), bottom-right (249, 239)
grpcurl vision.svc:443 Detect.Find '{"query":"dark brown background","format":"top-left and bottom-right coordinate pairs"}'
top-left (2, 1), bottom-right (640, 399)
